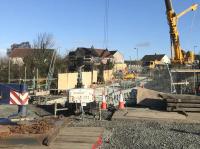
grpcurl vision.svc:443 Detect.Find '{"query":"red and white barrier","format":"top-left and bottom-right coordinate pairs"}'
top-left (118, 92), bottom-right (125, 110)
top-left (101, 93), bottom-right (107, 110)
top-left (9, 90), bottom-right (29, 105)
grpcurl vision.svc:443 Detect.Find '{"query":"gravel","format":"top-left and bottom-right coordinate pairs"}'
top-left (1, 105), bottom-right (200, 149)
top-left (71, 112), bottom-right (200, 149)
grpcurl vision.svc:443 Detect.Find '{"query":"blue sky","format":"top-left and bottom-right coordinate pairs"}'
top-left (0, 0), bottom-right (199, 60)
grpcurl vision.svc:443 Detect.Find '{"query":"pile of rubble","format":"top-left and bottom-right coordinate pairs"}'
top-left (9, 119), bottom-right (53, 134)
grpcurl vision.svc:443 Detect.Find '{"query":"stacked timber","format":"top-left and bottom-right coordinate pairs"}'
top-left (160, 94), bottom-right (200, 112)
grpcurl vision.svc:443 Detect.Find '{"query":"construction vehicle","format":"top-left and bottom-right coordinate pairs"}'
top-left (164, 0), bottom-right (198, 65)
top-left (123, 70), bottom-right (137, 80)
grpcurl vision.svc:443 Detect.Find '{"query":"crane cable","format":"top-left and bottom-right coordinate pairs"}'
top-left (104, 0), bottom-right (109, 49)
top-left (185, 1), bottom-right (199, 50)
top-left (190, 0), bottom-right (199, 30)
top-left (189, 5), bottom-right (197, 35)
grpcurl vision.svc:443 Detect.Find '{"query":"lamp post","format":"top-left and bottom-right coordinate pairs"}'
top-left (194, 45), bottom-right (198, 55)
top-left (8, 58), bottom-right (10, 83)
top-left (134, 48), bottom-right (139, 61)
top-left (193, 45), bottom-right (198, 95)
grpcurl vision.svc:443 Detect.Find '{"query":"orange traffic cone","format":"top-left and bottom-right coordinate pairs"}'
top-left (140, 83), bottom-right (144, 88)
top-left (101, 94), bottom-right (107, 110)
top-left (118, 93), bottom-right (125, 109)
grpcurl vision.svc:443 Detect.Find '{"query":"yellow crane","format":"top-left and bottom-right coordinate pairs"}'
top-left (165, 0), bottom-right (198, 64)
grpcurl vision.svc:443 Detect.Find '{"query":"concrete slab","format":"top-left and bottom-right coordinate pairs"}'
top-left (136, 87), bottom-right (166, 110)
top-left (186, 113), bottom-right (200, 122)
top-left (112, 108), bottom-right (187, 121)
top-left (126, 111), bottom-right (186, 120)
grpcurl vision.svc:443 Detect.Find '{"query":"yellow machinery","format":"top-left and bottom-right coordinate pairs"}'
top-left (123, 71), bottom-right (137, 80)
top-left (165, 0), bottom-right (198, 64)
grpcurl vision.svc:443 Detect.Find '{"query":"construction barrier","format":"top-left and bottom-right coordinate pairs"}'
top-left (118, 92), bottom-right (125, 109)
top-left (0, 83), bottom-right (29, 117)
top-left (0, 83), bottom-right (29, 105)
top-left (101, 94), bottom-right (107, 110)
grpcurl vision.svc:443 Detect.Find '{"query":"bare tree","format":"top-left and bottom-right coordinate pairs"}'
top-left (33, 32), bottom-right (55, 49)
top-left (21, 33), bottom-right (56, 79)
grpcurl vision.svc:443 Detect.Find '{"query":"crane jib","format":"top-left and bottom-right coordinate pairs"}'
top-left (165, 0), bottom-right (173, 11)
top-left (164, 0), bottom-right (198, 64)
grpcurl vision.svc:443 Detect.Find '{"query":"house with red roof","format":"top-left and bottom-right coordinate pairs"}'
top-left (9, 48), bottom-right (33, 65)
top-left (68, 47), bottom-right (124, 71)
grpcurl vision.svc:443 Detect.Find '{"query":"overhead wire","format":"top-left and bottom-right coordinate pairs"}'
top-left (104, 0), bottom-right (109, 49)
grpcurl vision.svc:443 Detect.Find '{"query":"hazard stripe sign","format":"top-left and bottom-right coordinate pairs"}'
top-left (9, 90), bottom-right (29, 105)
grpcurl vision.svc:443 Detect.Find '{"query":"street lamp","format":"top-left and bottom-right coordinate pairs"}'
top-left (8, 58), bottom-right (10, 83)
top-left (194, 45), bottom-right (198, 55)
top-left (134, 48), bottom-right (138, 61)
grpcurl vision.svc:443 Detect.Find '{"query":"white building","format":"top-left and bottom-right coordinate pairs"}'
top-left (141, 54), bottom-right (171, 65)
top-left (110, 51), bottom-right (124, 64)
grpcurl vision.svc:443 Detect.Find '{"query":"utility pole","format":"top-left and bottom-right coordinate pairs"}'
top-left (36, 68), bottom-right (39, 90)
top-left (24, 66), bottom-right (27, 85)
top-left (8, 58), bottom-right (10, 83)
top-left (194, 45), bottom-right (198, 55)
top-left (134, 48), bottom-right (139, 61)
top-left (194, 45), bottom-right (198, 67)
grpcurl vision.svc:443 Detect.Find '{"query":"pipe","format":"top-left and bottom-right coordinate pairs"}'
top-left (18, 105), bottom-right (27, 117)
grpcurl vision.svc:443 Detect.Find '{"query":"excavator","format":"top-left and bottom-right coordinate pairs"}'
top-left (164, 0), bottom-right (198, 65)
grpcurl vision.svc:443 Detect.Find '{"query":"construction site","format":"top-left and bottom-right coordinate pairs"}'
top-left (0, 0), bottom-right (200, 149)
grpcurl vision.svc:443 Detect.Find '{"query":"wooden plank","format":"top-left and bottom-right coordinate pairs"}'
top-left (58, 133), bottom-right (101, 137)
top-left (127, 111), bottom-right (186, 119)
top-left (4, 143), bottom-right (93, 149)
top-left (59, 127), bottom-right (104, 135)
top-left (171, 69), bottom-right (200, 73)
top-left (0, 145), bottom-right (49, 149)
top-left (112, 109), bottom-right (186, 120)
top-left (51, 127), bottom-right (103, 149)
top-left (167, 107), bottom-right (200, 112)
top-left (165, 98), bottom-right (200, 103)
top-left (160, 93), bottom-right (200, 101)
top-left (167, 103), bottom-right (200, 108)
top-left (54, 136), bottom-right (98, 143)
top-left (62, 127), bottom-right (104, 131)
top-left (51, 142), bottom-right (93, 149)
top-left (0, 127), bottom-right (104, 149)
